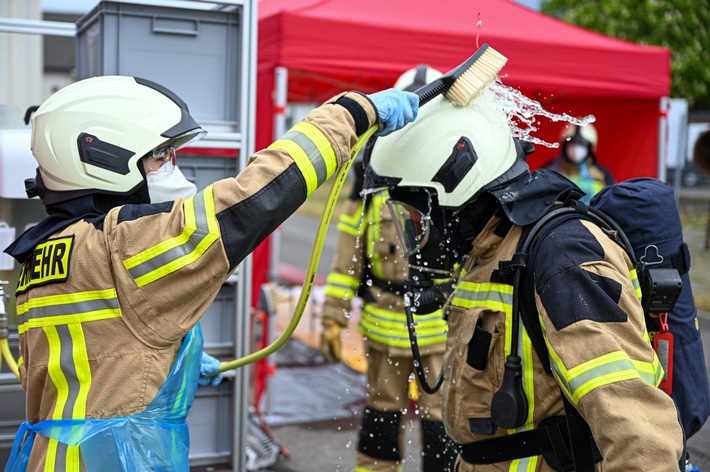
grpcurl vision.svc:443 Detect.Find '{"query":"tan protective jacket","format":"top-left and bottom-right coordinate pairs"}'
top-left (443, 214), bottom-right (684, 471)
top-left (323, 191), bottom-right (447, 357)
top-left (14, 92), bottom-right (376, 470)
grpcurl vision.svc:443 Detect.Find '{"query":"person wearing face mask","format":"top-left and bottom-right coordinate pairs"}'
top-left (363, 89), bottom-right (684, 471)
top-left (544, 123), bottom-right (615, 204)
top-left (143, 146), bottom-right (224, 388)
top-left (2, 75), bottom-right (418, 471)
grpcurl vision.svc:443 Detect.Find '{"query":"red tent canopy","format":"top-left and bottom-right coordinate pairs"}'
top-left (252, 0), bottom-right (671, 298)
top-left (256, 0), bottom-right (670, 173)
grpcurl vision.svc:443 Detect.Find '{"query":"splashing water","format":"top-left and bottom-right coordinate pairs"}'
top-left (489, 77), bottom-right (596, 148)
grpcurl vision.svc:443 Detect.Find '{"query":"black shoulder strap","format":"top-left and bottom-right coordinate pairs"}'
top-left (514, 204), bottom-right (586, 374)
top-left (514, 200), bottom-right (634, 374)
top-left (510, 199), bottom-right (634, 472)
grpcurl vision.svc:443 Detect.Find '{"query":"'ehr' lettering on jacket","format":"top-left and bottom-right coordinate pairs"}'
top-left (17, 236), bottom-right (74, 294)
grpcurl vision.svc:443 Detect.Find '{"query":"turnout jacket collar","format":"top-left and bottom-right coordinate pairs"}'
top-left (4, 195), bottom-right (105, 264)
top-left (486, 169), bottom-right (582, 227)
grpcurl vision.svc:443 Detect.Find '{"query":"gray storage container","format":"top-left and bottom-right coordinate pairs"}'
top-left (75, 0), bottom-right (243, 134)
top-left (179, 152), bottom-right (239, 193)
top-left (200, 282), bottom-right (237, 357)
top-left (0, 334), bottom-right (25, 469)
top-left (187, 378), bottom-right (234, 468)
top-left (0, 378), bottom-right (25, 469)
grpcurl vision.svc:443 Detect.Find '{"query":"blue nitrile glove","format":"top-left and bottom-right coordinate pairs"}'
top-left (367, 89), bottom-right (419, 136)
top-left (199, 352), bottom-right (223, 387)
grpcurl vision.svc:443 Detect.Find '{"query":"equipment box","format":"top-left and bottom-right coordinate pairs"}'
top-left (178, 153), bottom-right (238, 193)
top-left (188, 378), bottom-right (234, 468)
top-left (75, 0), bottom-right (243, 134)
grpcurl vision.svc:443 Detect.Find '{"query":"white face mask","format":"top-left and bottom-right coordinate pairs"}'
top-left (566, 143), bottom-right (589, 164)
top-left (146, 165), bottom-right (197, 203)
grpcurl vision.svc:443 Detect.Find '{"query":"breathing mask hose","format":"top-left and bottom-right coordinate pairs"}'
top-left (405, 293), bottom-right (444, 394)
top-left (0, 282), bottom-right (20, 379)
top-left (404, 264), bottom-right (450, 394)
top-left (215, 125), bottom-right (377, 373)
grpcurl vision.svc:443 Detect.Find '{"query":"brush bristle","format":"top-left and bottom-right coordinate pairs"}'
top-left (445, 47), bottom-right (508, 107)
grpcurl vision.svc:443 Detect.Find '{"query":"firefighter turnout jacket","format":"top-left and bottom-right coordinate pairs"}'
top-left (444, 211), bottom-right (684, 471)
top-left (323, 190), bottom-right (448, 357)
top-left (7, 92), bottom-right (378, 471)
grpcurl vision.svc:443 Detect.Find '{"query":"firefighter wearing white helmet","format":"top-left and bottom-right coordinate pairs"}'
top-left (4, 75), bottom-right (420, 471)
top-left (364, 89), bottom-right (684, 470)
top-left (544, 122), bottom-right (615, 204)
top-left (320, 65), bottom-right (458, 472)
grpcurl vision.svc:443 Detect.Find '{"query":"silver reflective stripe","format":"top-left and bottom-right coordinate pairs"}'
top-left (126, 191), bottom-right (210, 280)
top-left (57, 325), bottom-right (80, 420)
top-left (281, 130), bottom-right (328, 186)
top-left (21, 298), bottom-right (119, 321)
top-left (127, 231), bottom-right (205, 280)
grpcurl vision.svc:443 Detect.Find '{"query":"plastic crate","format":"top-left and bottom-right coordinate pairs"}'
top-left (187, 378), bottom-right (234, 468)
top-left (0, 377), bottom-right (25, 469)
top-left (75, 1), bottom-right (243, 134)
top-left (200, 282), bottom-right (237, 357)
top-left (177, 153), bottom-right (238, 193)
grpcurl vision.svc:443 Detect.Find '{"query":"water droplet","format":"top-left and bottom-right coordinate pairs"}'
top-left (489, 79), bottom-right (595, 148)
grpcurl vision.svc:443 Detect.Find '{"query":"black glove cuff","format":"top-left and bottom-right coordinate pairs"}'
top-left (334, 94), bottom-right (370, 136)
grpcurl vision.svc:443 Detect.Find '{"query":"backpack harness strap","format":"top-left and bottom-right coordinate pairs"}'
top-left (465, 198), bottom-right (607, 471)
top-left (459, 417), bottom-right (574, 466)
top-left (460, 407), bottom-right (600, 471)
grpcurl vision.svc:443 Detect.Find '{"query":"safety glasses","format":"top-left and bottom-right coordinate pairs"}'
top-left (386, 200), bottom-right (431, 258)
top-left (145, 145), bottom-right (177, 174)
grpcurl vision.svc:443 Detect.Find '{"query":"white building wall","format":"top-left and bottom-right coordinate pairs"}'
top-left (0, 0), bottom-right (43, 112)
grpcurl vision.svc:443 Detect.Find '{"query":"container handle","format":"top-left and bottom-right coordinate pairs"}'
top-left (152, 16), bottom-right (199, 36)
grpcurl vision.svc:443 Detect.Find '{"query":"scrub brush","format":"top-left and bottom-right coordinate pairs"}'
top-left (415, 43), bottom-right (508, 107)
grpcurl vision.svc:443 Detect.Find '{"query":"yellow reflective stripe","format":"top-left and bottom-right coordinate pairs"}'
top-left (633, 356), bottom-right (665, 387)
top-left (19, 310), bottom-right (121, 334)
top-left (338, 203), bottom-right (363, 236)
top-left (133, 233), bottom-right (218, 286)
top-left (366, 194), bottom-right (388, 277)
top-left (505, 323), bottom-right (536, 436)
top-left (326, 272), bottom-right (360, 290)
top-left (291, 121), bottom-right (337, 180)
top-left (66, 445), bottom-right (80, 472)
top-left (17, 289), bottom-right (118, 314)
top-left (123, 227), bottom-right (197, 270)
top-left (44, 325), bottom-right (70, 420)
top-left (68, 323), bottom-right (91, 419)
top-left (270, 138), bottom-right (318, 194)
top-left (44, 326), bottom-right (63, 471)
top-left (44, 441), bottom-right (58, 472)
top-left (324, 285), bottom-right (355, 300)
top-left (630, 269), bottom-right (642, 299)
top-left (451, 281), bottom-right (513, 313)
top-left (522, 329), bottom-right (536, 428)
top-left (359, 305), bottom-right (447, 347)
top-left (510, 455), bottom-right (538, 472)
top-left (202, 186), bottom-right (220, 234)
top-left (337, 203), bottom-right (365, 236)
top-left (268, 122), bottom-right (337, 196)
top-left (17, 356), bottom-right (23, 368)
top-left (325, 272), bottom-right (359, 299)
top-left (123, 188), bottom-right (220, 286)
top-left (547, 344), bottom-right (663, 404)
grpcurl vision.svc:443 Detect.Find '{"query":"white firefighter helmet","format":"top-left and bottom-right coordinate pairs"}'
top-left (30, 76), bottom-right (205, 204)
top-left (560, 123), bottom-right (598, 151)
top-left (367, 87), bottom-right (519, 209)
top-left (394, 65), bottom-right (443, 92)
